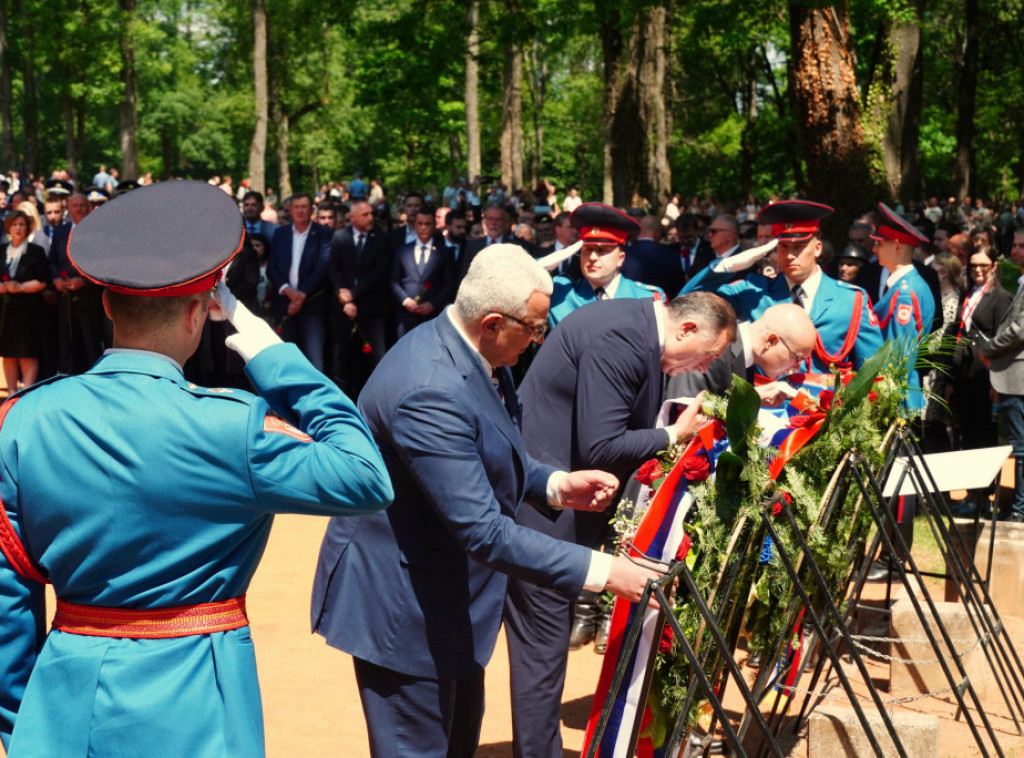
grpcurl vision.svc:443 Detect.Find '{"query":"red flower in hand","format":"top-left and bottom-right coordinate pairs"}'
top-left (634, 458), bottom-right (663, 486)
top-left (679, 452), bottom-right (711, 482)
top-left (1, 273), bottom-right (10, 282)
top-left (60, 269), bottom-right (70, 279)
top-left (361, 343), bottom-right (373, 354)
top-left (422, 281), bottom-right (433, 292)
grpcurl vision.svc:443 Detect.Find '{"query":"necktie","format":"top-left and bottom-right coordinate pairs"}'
top-left (356, 233), bottom-right (365, 258)
top-left (595, 287), bottom-right (607, 301)
top-left (417, 244), bottom-right (428, 266)
top-left (791, 284), bottom-right (805, 308)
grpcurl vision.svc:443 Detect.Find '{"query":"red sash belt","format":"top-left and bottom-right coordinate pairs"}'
top-left (53, 596), bottom-right (248, 638)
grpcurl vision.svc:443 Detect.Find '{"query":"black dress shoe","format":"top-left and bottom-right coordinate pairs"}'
top-left (569, 615), bottom-right (597, 650)
top-left (594, 613), bottom-right (612, 654)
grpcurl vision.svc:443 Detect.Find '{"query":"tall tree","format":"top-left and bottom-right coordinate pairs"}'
top-left (788, 1), bottom-right (873, 238)
top-left (465, 0), bottom-right (481, 184)
top-left (17, 0), bottom-right (39, 178)
top-left (598, 0), bottom-right (670, 209)
top-left (119, 0), bottom-right (139, 180)
top-left (500, 15), bottom-right (524, 192)
top-left (952, 0), bottom-right (979, 198)
top-left (248, 0), bottom-right (268, 193)
top-left (0, 0), bottom-right (12, 171)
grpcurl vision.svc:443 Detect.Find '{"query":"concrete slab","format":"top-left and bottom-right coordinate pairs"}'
top-left (807, 706), bottom-right (938, 758)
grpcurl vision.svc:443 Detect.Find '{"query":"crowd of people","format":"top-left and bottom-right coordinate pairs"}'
top-left (4, 167), bottom-right (1024, 756)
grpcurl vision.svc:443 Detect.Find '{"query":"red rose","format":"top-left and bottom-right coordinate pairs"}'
top-left (60, 269), bottom-right (70, 278)
top-left (1, 274), bottom-right (10, 282)
top-left (634, 458), bottom-right (663, 486)
top-left (788, 414), bottom-right (811, 429)
top-left (658, 622), bottom-right (675, 653)
top-left (772, 501), bottom-right (783, 517)
top-left (274, 325), bottom-right (284, 335)
top-left (679, 452), bottom-right (710, 482)
top-left (818, 389), bottom-right (835, 411)
top-left (422, 282), bottom-right (433, 292)
top-left (362, 344), bottom-right (373, 354)
top-left (772, 492), bottom-right (793, 518)
top-left (868, 390), bottom-right (878, 402)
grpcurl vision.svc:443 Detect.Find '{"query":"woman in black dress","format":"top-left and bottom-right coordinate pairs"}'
top-left (0, 210), bottom-right (50, 392)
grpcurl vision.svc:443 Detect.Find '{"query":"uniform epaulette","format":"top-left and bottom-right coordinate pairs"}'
top-left (180, 383), bottom-right (253, 404)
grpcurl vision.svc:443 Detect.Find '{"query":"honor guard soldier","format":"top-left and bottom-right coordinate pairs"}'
top-left (683, 199), bottom-right (883, 372)
top-left (548, 202), bottom-right (666, 327)
top-left (870, 201), bottom-right (936, 409)
top-left (0, 180), bottom-right (393, 755)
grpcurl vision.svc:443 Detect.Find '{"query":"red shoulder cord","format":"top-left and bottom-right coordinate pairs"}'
top-left (812, 289), bottom-right (863, 369)
top-left (877, 289), bottom-right (922, 331)
top-left (0, 397), bottom-right (49, 584)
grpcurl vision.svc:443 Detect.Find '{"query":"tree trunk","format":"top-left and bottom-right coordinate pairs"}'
top-left (464, 0), bottom-right (480, 184)
top-left (865, 0), bottom-right (923, 204)
top-left (60, 62), bottom-right (76, 177)
top-left (739, 44), bottom-right (759, 202)
top-left (599, 2), bottom-right (668, 210)
top-left (527, 38), bottom-right (548, 189)
top-left (0, 0), bottom-right (13, 172)
top-left (246, 0), bottom-right (268, 194)
top-left (500, 35), bottom-right (523, 192)
top-left (18, 0), bottom-right (38, 178)
top-left (788, 2), bottom-right (873, 241)
top-left (119, 0), bottom-right (139, 180)
top-left (952, 0), bottom-right (979, 199)
top-left (269, 75), bottom-right (291, 200)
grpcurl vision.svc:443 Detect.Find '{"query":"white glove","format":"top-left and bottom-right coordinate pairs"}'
top-left (213, 280), bottom-right (282, 363)
top-left (536, 240), bottom-right (582, 272)
top-left (716, 238), bottom-right (778, 274)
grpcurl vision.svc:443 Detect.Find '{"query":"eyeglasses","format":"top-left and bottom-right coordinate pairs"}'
top-left (777, 334), bottom-right (810, 366)
top-left (493, 311), bottom-right (548, 342)
top-left (969, 263), bottom-right (992, 270)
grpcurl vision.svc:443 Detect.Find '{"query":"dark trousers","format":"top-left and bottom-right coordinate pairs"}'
top-left (353, 657), bottom-right (484, 758)
top-left (279, 311), bottom-right (327, 372)
top-left (57, 288), bottom-right (105, 374)
top-left (331, 311), bottom-right (387, 397)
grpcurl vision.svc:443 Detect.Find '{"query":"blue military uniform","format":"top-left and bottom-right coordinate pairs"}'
top-left (873, 267), bottom-right (935, 409)
top-left (549, 274), bottom-right (666, 327)
top-left (684, 265), bottom-right (883, 372)
top-left (0, 344), bottom-right (392, 755)
top-left (0, 180), bottom-right (393, 757)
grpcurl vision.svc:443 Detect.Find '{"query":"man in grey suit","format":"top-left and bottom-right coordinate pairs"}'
top-left (665, 303), bottom-right (817, 403)
top-left (980, 229), bottom-right (1024, 521)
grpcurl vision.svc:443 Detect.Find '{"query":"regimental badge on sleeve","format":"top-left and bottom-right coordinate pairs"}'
top-left (896, 303), bottom-right (913, 326)
top-left (263, 414), bottom-right (312, 442)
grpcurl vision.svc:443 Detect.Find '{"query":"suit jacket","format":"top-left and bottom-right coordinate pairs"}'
top-left (623, 238), bottom-right (686, 298)
top-left (548, 274), bottom-right (665, 328)
top-left (684, 265), bottom-right (883, 372)
top-left (458, 233), bottom-right (535, 280)
top-left (390, 239), bottom-right (456, 319)
top-left (688, 238), bottom-right (715, 279)
top-left (951, 285), bottom-right (1013, 381)
top-left (328, 225), bottom-right (392, 316)
top-left (310, 311), bottom-right (592, 679)
top-left (225, 245), bottom-right (261, 313)
top-left (665, 332), bottom-right (750, 399)
top-left (267, 223), bottom-right (332, 316)
top-left (242, 219), bottom-right (278, 242)
top-left (983, 282), bottom-right (1024, 395)
top-left (520, 297), bottom-right (668, 487)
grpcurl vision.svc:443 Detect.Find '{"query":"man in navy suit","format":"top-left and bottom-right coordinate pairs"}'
top-left (241, 191), bottom-right (278, 240)
top-left (390, 207), bottom-right (456, 339)
top-left (623, 214), bottom-right (686, 297)
top-left (267, 192), bottom-right (332, 370)
top-left (311, 245), bottom-right (662, 757)
top-left (328, 199), bottom-right (392, 395)
top-left (506, 291), bottom-right (737, 758)
top-left (458, 203), bottom-right (535, 280)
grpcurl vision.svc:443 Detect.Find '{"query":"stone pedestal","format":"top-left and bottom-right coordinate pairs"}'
top-left (974, 520), bottom-right (1024, 615)
top-left (943, 518), bottom-right (982, 603)
top-left (807, 706), bottom-right (938, 758)
top-left (889, 593), bottom-right (1004, 716)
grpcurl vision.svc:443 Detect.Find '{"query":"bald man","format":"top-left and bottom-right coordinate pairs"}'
top-left (665, 303), bottom-right (817, 405)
